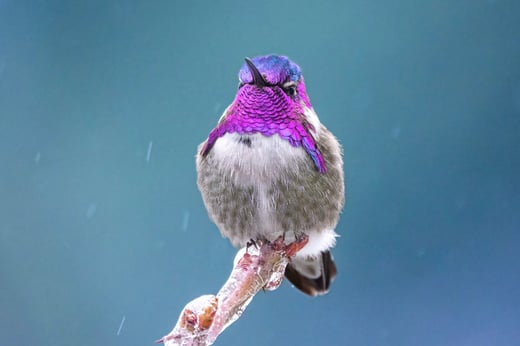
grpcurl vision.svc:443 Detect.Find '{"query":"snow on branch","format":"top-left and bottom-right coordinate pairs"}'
top-left (156, 235), bottom-right (309, 346)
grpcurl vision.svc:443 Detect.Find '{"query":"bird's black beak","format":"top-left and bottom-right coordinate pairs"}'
top-left (245, 57), bottom-right (267, 88)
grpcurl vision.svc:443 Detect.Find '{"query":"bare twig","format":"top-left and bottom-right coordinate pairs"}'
top-left (156, 235), bottom-right (309, 346)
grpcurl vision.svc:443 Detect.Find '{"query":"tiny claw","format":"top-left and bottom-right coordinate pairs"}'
top-left (246, 238), bottom-right (258, 250)
top-left (246, 239), bottom-right (259, 255)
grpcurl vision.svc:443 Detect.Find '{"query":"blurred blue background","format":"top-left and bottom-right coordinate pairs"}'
top-left (1, 1), bottom-right (519, 345)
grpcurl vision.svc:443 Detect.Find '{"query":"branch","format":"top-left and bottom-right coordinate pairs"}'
top-left (156, 235), bottom-right (309, 346)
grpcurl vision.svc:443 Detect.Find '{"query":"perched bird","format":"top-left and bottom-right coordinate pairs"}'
top-left (196, 55), bottom-right (345, 296)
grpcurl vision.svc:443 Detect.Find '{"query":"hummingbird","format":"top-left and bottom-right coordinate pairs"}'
top-left (196, 55), bottom-right (345, 296)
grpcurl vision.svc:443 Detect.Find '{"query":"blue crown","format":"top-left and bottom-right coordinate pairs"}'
top-left (238, 55), bottom-right (302, 85)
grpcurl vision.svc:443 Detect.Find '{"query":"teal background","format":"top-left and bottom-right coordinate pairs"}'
top-left (1, 1), bottom-right (519, 345)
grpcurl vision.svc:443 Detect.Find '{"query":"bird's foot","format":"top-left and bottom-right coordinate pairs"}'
top-left (246, 238), bottom-right (258, 253)
top-left (271, 234), bottom-right (309, 258)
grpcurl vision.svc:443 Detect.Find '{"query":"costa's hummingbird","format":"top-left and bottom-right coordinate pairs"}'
top-left (196, 55), bottom-right (345, 296)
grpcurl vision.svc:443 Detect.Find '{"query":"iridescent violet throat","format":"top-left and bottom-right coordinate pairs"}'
top-left (196, 55), bottom-right (345, 296)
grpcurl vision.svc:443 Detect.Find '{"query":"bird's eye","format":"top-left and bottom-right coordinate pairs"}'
top-left (283, 82), bottom-right (298, 97)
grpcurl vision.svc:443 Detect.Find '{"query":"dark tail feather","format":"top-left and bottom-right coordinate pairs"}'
top-left (284, 251), bottom-right (337, 296)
